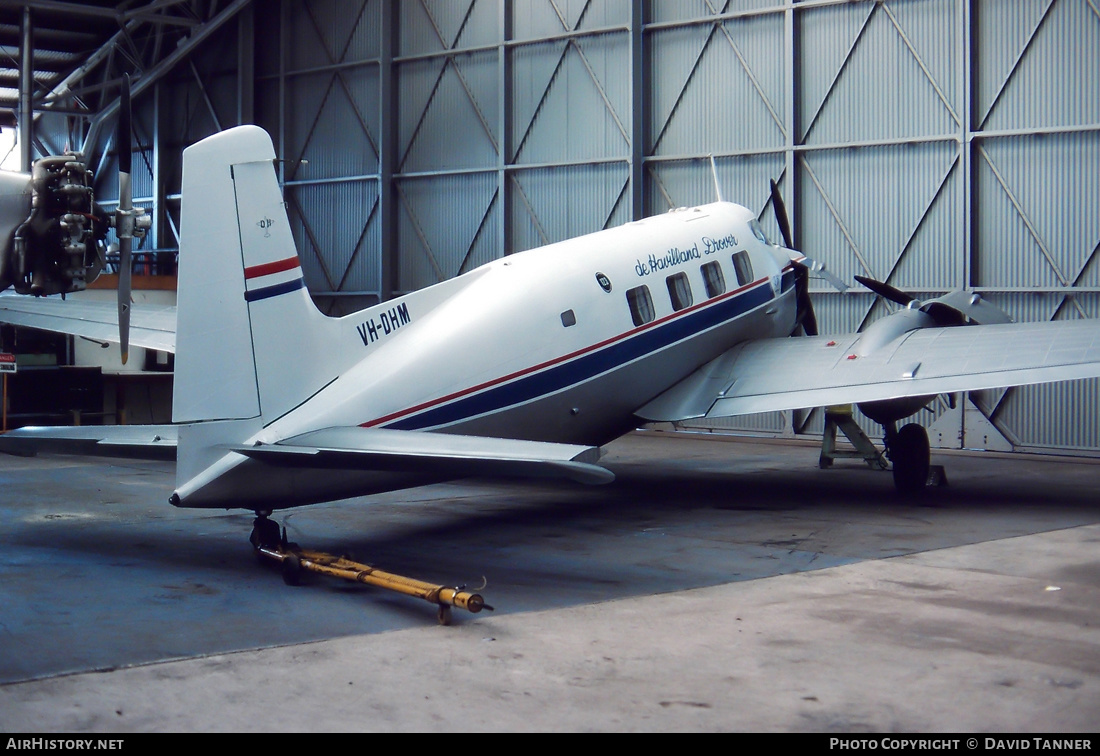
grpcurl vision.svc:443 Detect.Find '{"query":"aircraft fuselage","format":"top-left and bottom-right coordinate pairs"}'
top-left (311, 203), bottom-right (795, 442)
top-left (175, 201), bottom-right (800, 509)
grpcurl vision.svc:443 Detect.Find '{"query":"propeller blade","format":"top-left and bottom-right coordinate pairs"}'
top-left (118, 75), bottom-right (131, 180)
top-left (793, 262), bottom-right (818, 337)
top-left (854, 275), bottom-right (914, 307)
top-left (769, 178), bottom-right (793, 250)
top-left (768, 178), bottom-right (848, 291)
top-left (798, 255), bottom-right (849, 292)
top-left (118, 237), bottom-right (131, 364)
top-left (117, 74), bottom-right (132, 364)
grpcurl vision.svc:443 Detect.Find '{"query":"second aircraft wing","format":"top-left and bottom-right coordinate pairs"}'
top-left (0, 294), bottom-right (176, 353)
top-left (637, 319), bottom-right (1100, 422)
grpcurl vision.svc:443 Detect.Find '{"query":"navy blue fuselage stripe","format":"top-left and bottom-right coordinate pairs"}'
top-left (245, 277), bottom-right (305, 302)
top-left (385, 282), bottom-right (775, 431)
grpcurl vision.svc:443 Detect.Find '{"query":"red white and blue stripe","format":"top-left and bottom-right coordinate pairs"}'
top-left (244, 256), bottom-right (305, 303)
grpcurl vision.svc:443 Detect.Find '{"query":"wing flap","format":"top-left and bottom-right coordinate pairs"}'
top-left (637, 320), bottom-right (1100, 421)
top-left (228, 426), bottom-right (615, 486)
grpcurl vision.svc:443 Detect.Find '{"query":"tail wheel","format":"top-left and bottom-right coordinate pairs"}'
top-left (249, 515), bottom-right (281, 551)
top-left (891, 423), bottom-right (930, 494)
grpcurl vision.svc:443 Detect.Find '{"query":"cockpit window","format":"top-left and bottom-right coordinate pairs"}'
top-left (750, 219), bottom-right (769, 245)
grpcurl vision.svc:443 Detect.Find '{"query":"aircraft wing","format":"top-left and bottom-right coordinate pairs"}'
top-left (0, 424), bottom-right (614, 486)
top-left (0, 424), bottom-right (178, 459)
top-left (0, 294), bottom-right (176, 352)
top-left (637, 319), bottom-right (1100, 421)
top-left (228, 427), bottom-right (615, 486)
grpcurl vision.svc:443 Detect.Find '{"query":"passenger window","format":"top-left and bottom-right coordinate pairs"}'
top-left (626, 285), bottom-right (655, 327)
top-left (701, 261), bottom-right (725, 298)
top-left (732, 251), bottom-right (754, 286)
top-left (666, 272), bottom-right (693, 311)
top-left (561, 309), bottom-right (576, 327)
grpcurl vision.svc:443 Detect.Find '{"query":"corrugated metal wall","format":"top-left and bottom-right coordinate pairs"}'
top-left (76, 17), bottom-right (248, 277)
top-left (155, 0), bottom-right (1100, 455)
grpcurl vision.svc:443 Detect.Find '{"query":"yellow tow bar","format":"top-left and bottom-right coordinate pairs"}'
top-left (256, 544), bottom-right (493, 625)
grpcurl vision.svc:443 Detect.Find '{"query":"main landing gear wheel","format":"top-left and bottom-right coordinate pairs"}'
top-left (890, 423), bottom-right (930, 494)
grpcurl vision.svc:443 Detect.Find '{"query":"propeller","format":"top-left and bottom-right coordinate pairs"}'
top-left (110, 75), bottom-right (149, 364)
top-left (768, 178), bottom-right (851, 336)
top-left (853, 274), bottom-right (914, 307)
top-left (769, 179), bottom-right (793, 250)
top-left (854, 275), bottom-right (1014, 328)
top-left (792, 262), bottom-right (818, 336)
top-left (768, 179), bottom-right (816, 334)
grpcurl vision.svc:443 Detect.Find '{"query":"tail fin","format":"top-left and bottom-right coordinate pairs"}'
top-left (174, 125), bottom-right (340, 426)
top-left (173, 126), bottom-right (341, 481)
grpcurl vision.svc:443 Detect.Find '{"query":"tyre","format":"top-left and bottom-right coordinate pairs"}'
top-left (891, 423), bottom-right (930, 494)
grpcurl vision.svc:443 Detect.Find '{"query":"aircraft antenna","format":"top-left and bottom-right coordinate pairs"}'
top-left (709, 155), bottom-right (724, 203)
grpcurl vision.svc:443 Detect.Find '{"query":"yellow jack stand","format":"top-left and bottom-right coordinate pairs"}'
top-left (820, 405), bottom-right (889, 470)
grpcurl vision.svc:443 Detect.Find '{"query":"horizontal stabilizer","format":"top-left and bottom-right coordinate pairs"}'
top-left (0, 425), bottom-right (178, 459)
top-left (227, 426), bottom-right (614, 486)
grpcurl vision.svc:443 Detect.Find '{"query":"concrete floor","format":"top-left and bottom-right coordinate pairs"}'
top-left (1, 430), bottom-right (1099, 732)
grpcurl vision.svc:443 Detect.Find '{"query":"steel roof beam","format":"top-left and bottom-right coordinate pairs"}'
top-left (80, 0), bottom-right (253, 163)
top-left (9, 0), bottom-right (192, 23)
top-left (18, 4), bottom-right (31, 170)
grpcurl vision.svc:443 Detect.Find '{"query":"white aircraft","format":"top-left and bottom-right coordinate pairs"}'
top-left (2, 124), bottom-right (1100, 555)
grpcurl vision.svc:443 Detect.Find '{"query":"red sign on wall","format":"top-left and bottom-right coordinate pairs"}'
top-left (0, 353), bottom-right (16, 373)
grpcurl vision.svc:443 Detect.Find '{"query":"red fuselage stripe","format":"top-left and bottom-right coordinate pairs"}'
top-left (245, 256), bottom-right (300, 280)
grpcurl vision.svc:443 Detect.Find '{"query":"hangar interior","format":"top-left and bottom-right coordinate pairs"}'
top-left (1, 0), bottom-right (1097, 456)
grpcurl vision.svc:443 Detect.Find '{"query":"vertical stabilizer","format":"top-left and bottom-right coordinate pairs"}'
top-left (173, 126), bottom-right (341, 485)
top-left (174, 125), bottom-right (341, 426)
top-left (173, 127), bottom-right (265, 424)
